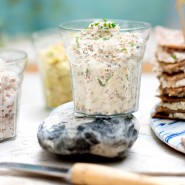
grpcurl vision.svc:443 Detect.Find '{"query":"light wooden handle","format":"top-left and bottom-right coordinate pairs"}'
top-left (71, 163), bottom-right (178, 185)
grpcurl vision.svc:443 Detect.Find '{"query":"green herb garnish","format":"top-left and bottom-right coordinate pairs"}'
top-left (98, 74), bottom-right (113, 86)
top-left (103, 22), bottom-right (109, 30)
top-left (108, 22), bottom-right (116, 28)
top-left (88, 19), bottom-right (117, 30)
top-left (121, 48), bottom-right (127, 52)
top-left (106, 74), bottom-right (113, 82)
top-left (130, 43), bottom-right (135, 47)
top-left (98, 79), bottom-right (105, 86)
top-left (111, 23), bottom-right (116, 28)
top-left (103, 21), bottom-right (117, 29)
top-left (85, 68), bottom-right (90, 78)
top-left (125, 74), bottom-right (128, 80)
top-left (103, 38), bottom-right (109, 41)
top-left (86, 68), bottom-right (89, 74)
top-left (76, 37), bottom-right (80, 48)
top-left (94, 22), bottom-right (99, 26)
top-left (171, 54), bottom-right (177, 60)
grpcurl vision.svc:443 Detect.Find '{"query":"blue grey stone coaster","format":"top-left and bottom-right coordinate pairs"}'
top-left (37, 102), bottom-right (139, 158)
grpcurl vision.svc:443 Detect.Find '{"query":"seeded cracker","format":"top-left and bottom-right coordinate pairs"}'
top-left (153, 27), bottom-right (185, 120)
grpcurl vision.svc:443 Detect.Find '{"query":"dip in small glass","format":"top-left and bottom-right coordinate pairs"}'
top-left (60, 19), bottom-right (150, 116)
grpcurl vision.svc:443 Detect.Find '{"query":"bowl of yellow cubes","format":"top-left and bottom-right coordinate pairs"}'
top-left (33, 28), bottom-right (72, 108)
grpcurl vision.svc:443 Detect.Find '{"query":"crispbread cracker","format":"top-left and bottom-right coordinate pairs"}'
top-left (152, 111), bottom-right (185, 120)
top-left (158, 95), bottom-right (185, 102)
top-left (158, 60), bottom-right (185, 74)
top-left (156, 26), bottom-right (185, 49)
top-left (160, 85), bottom-right (185, 97)
top-left (160, 72), bottom-right (185, 82)
top-left (154, 26), bottom-right (185, 120)
top-left (158, 72), bottom-right (185, 88)
top-left (156, 46), bottom-right (185, 64)
top-left (155, 106), bottom-right (185, 114)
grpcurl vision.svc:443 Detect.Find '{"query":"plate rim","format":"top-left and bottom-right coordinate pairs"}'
top-left (150, 117), bottom-right (185, 154)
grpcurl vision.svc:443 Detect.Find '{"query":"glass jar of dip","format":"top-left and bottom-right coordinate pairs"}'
top-left (0, 49), bottom-right (27, 141)
top-left (32, 29), bottom-right (73, 109)
top-left (60, 19), bottom-right (150, 117)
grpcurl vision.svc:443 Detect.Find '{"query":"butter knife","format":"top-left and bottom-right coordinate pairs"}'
top-left (0, 162), bottom-right (181, 185)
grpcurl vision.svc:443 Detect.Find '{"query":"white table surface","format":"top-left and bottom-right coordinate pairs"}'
top-left (0, 72), bottom-right (184, 184)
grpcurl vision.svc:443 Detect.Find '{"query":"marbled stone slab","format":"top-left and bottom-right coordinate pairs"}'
top-left (151, 118), bottom-right (185, 154)
top-left (37, 102), bottom-right (139, 158)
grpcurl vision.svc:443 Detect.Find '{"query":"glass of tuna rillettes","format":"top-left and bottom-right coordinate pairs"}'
top-left (59, 19), bottom-right (150, 117)
top-left (32, 28), bottom-right (73, 109)
top-left (0, 49), bottom-right (27, 141)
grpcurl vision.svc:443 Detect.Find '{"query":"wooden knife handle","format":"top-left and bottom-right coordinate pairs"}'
top-left (71, 163), bottom-right (177, 185)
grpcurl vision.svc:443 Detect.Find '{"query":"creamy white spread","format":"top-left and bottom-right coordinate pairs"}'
top-left (0, 58), bottom-right (18, 139)
top-left (169, 113), bottom-right (185, 119)
top-left (160, 77), bottom-right (185, 88)
top-left (162, 102), bottom-right (185, 110)
top-left (68, 19), bottom-right (144, 115)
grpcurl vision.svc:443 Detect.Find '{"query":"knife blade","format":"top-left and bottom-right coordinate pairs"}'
top-left (0, 162), bottom-right (181, 185)
top-left (0, 162), bottom-right (70, 179)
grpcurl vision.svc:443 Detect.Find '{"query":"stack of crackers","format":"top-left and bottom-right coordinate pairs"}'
top-left (152, 26), bottom-right (185, 120)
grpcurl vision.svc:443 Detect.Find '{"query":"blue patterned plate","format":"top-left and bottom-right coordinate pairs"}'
top-left (150, 118), bottom-right (185, 154)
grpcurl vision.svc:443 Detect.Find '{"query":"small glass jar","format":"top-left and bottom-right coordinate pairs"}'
top-left (60, 19), bottom-right (150, 117)
top-left (0, 49), bottom-right (27, 141)
top-left (32, 29), bottom-right (73, 109)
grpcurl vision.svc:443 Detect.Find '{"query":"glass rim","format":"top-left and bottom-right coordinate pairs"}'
top-left (32, 27), bottom-right (59, 38)
top-left (59, 19), bottom-right (151, 32)
top-left (0, 49), bottom-right (27, 65)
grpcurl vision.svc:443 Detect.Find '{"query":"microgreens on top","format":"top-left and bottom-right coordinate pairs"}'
top-left (88, 19), bottom-right (118, 30)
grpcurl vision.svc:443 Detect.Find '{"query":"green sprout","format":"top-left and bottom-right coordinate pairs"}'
top-left (121, 48), bottom-right (127, 52)
top-left (76, 37), bottom-right (80, 48)
top-left (103, 38), bottom-right (109, 41)
top-left (171, 54), bottom-right (177, 60)
top-left (98, 74), bottom-right (113, 86)
top-left (111, 23), bottom-right (116, 28)
top-left (94, 22), bottom-right (99, 26)
top-left (130, 43), bottom-right (135, 47)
